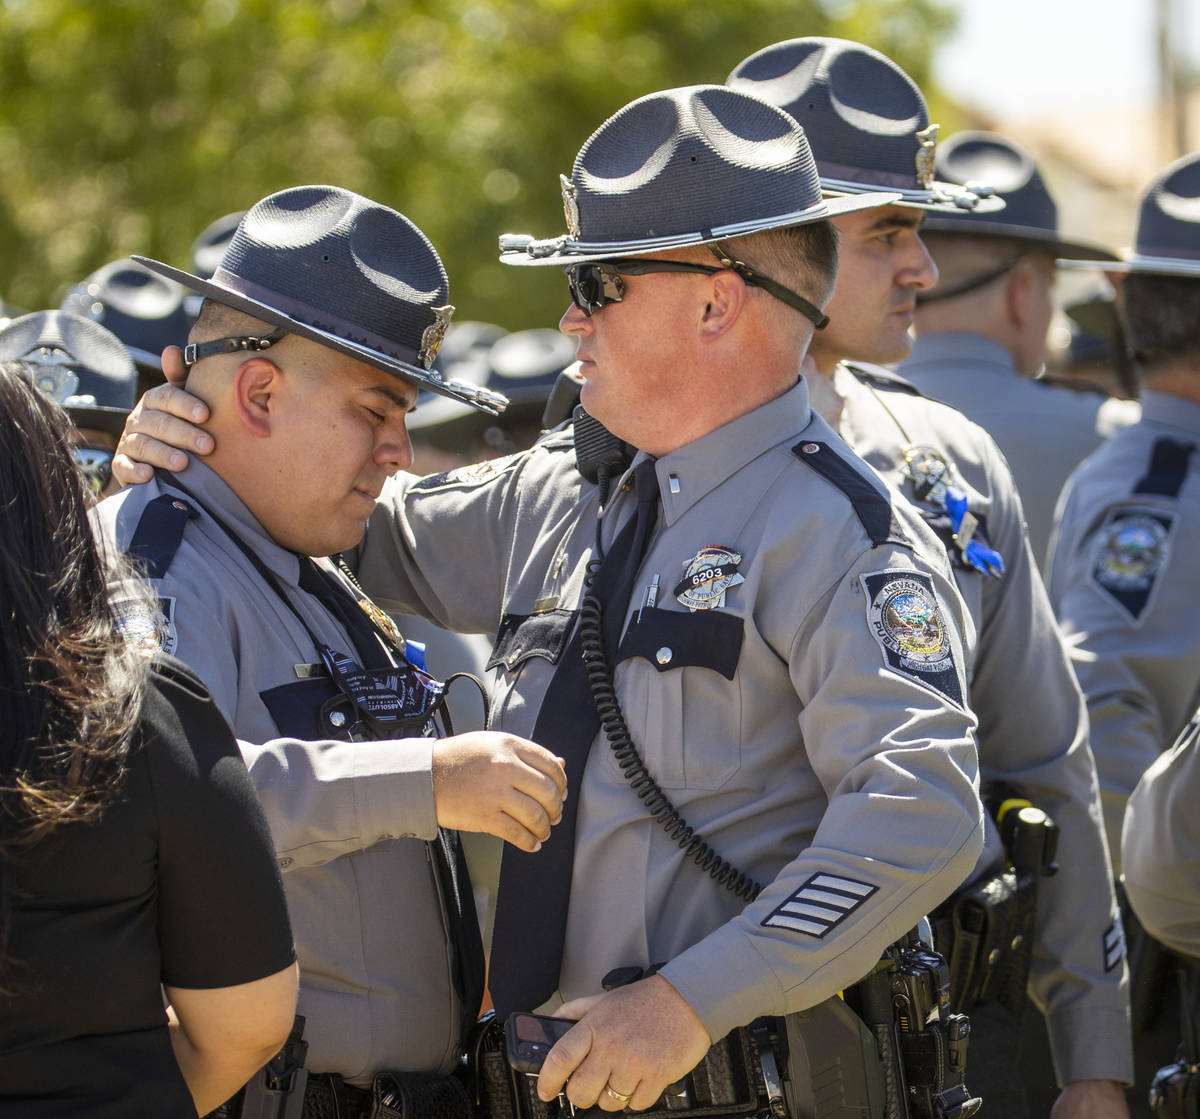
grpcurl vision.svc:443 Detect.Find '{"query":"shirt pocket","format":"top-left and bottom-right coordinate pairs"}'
top-left (612, 606), bottom-right (745, 791)
top-left (261, 677), bottom-right (353, 739)
top-left (486, 609), bottom-right (575, 733)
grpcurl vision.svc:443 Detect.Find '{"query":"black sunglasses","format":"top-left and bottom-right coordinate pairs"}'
top-left (564, 247), bottom-right (829, 330)
top-left (72, 445), bottom-right (114, 499)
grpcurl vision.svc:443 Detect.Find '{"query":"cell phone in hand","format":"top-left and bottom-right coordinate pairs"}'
top-left (505, 1011), bottom-right (575, 1075)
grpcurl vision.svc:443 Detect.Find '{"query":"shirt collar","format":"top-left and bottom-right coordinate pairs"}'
top-left (902, 332), bottom-right (1017, 376)
top-left (1139, 390), bottom-right (1200, 437)
top-left (645, 378), bottom-right (814, 524)
top-left (162, 459), bottom-right (302, 584)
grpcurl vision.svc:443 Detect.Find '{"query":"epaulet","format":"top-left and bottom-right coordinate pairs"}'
top-left (127, 493), bottom-right (198, 580)
top-left (790, 439), bottom-right (906, 547)
top-left (842, 360), bottom-right (924, 396)
top-left (1034, 372), bottom-right (1110, 398)
top-left (1134, 437), bottom-right (1197, 498)
top-left (536, 424), bottom-right (576, 451)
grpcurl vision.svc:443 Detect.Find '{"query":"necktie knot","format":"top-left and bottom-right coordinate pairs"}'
top-left (633, 457), bottom-right (659, 504)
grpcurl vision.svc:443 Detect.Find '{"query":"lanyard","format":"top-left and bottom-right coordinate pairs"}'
top-left (158, 474), bottom-right (444, 739)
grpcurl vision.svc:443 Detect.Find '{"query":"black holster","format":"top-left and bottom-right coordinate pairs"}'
top-left (207, 1016), bottom-right (309, 1119)
top-left (932, 796), bottom-right (1059, 1017)
top-left (1150, 961), bottom-right (1200, 1119)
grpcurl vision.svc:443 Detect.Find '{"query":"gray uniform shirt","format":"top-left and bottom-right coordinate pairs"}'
top-left (898, 332), bottom-right (1140, 565)
top-left (1122, 708), bottom-right (1200, 959)
top-left (815, 363), bottom-right (1130, 1086)
top-left (94, 462), bottom-right (464, 1084)
top-left (1046, 391), bottom-right (1200, 870)
top-left (357, 379), bottom-right (984, 1044)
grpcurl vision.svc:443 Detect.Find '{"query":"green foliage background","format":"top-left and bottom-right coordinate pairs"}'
top-left (0, 0), bottom-right (956, 331)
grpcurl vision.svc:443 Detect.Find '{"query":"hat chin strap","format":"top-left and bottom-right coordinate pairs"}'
top-left (182, 327), bottom-right (288, 368)
top-left (708, 244), bottom-right (830, 330)
top-left (915, 257), bottom-right (1022, 306)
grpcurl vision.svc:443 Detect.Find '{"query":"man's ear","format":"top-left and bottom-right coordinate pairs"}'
top-left (1004, 259), bottom-right (1035, 330)
top-left (231, 357), bottom-right (282, 439)
top-left (698, 269), bottom-right (747, 342)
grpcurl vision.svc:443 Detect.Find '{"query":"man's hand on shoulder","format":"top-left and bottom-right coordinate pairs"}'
top-left (431, 732), bottom-right (567, 852)
top-left (1051, 1079), bottom-right (1129, 1119)
top-left (112, 346), bottom-right (214, 485)
top-left (537, 974), bottom-right (711, 1111)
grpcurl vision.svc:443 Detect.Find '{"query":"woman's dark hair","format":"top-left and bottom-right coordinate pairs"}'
top-left (0, 360), bottom-right (151, 986)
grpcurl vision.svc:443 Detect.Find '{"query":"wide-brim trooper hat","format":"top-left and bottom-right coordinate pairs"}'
top-left (498, 85), bottom-right (896, 266)
top-left (191, 211), bottom-right (246, 280)
top-left (1061, 152), bottom-right (1200, 276)
top-left (916, 132), bottom-right (1117, 260)
top-left (0, 310), bottom-right (137, 437)
top-left (135, 185), bottom-right (507, 415)
top-left (727, 39), bottom-right (1003, 216)
top-left (61, 259), bottom-right (192, 370)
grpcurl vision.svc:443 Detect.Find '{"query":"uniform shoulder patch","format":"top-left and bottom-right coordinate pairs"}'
top-left (761, 873), bottom-right (878, 938)
top-left (113, 595), bottom-right (177, 657)
top-left (842, 361), bottom-right (924, 396)
top-left (861, 569), bottom-right (964, 707)
top-left (1089, 507), bottom-right (1176, 622)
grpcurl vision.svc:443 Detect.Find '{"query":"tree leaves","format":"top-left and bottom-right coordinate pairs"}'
top-left (0, 0), bottom-right (953, 330)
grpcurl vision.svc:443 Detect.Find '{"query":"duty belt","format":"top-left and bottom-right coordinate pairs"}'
top-left (309, 1071), bottom-right (473, 1119)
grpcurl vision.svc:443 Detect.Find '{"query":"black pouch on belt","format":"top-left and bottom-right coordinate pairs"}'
top-left (369, 1069), bottom-right (473, 1119)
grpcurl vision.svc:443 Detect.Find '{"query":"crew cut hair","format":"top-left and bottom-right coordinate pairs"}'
top-left (1122, 274), bottom-right (1200, 371)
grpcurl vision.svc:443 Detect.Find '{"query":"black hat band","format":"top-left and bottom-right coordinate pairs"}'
top-left (212, 267), bottom-right (424, 369)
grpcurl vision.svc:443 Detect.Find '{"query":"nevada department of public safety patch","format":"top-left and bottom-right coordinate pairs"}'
top-left (1091, 508), bottom-right (1175, 622)
top-left (861, 570), bottom-right (963, 707)
top-left (114, 596), bottom-right (177, 658)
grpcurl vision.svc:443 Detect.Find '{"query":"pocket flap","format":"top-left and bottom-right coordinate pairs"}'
top-left (486, 609), bottom-right (575, 673)
top-left (616, 606), bottom-right (744, 680)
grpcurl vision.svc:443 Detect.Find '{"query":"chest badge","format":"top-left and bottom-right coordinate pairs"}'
top-left (673, 546), bottom-right (744, 612)
top-left (902, 445), bottom-right (952, 504)
top-left (358, 596), bottom-right (403, 650)
top-left (903, 445), bottom-right (1004, 579)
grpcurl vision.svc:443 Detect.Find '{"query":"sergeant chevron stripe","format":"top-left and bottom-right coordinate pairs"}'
top-left (761, 873), bottom-right (878, 938)
top-left (1103, 918), bottom-right (1127, 973)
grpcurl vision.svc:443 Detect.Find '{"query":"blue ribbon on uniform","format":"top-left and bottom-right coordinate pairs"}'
top-left (945, 487), bottom-right (1004, 578)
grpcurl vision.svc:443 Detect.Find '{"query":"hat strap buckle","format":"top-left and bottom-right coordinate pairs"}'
top-left (183, 327), bottom-right (288, 368)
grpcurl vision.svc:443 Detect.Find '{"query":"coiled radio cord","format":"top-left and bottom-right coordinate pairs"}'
top-left (578, 466), bottom-right (762, 903)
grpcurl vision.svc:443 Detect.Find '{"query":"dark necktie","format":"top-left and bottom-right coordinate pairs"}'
top-left (490, 458), bottom-right (660, 1016)
top-left (298, 554), bottom-right (487, 1035)
top-left (297, 556), bottom-right (392, 670)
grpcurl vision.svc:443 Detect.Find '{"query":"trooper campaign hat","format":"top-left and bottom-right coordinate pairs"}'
top-left (191, 211), bottom-right (245, 280)
top-left (1061, 152), bottom-right (1200, 277)
top-left (917, 132), bottom-right (1117, 260)
top-left (0, 310), bottom-right (137, 437)
top-left (136, 185), bottom-right (507, 415)
top-left (727, 38), bottom-right (1002, 215)
top-left (499, 84), bottom-right (896, 266)
top-left (61, 259), bottom-right (192, 371)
